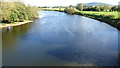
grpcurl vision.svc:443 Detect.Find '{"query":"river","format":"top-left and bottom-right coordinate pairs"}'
top-left (2, 11), bottom-right (119, 66)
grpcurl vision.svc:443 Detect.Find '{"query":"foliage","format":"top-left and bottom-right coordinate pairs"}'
top-left (1, 1), bottom-right (39, 23)
top-left (76, 3), bottom-right (84, 11)
top-left (64, 7), bottom-right (76, 14)
top-left (111, 6), bottom-right (118, 11)
top-left (103, 5), bottom-right (111, 11)
top-left (74, 11), bottom-right (120, 29)
top-left (75, 3), bottom-right (120, 12)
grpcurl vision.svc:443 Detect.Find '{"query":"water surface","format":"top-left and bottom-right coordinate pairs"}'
top-left (3, 11), bottom-right (119, 66)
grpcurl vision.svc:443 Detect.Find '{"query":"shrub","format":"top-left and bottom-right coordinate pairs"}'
top-left (19, 19), bottom-right (24, 22)
top-left (108, 15), bottom-right (115, 18)
top-left (104, 15), bottom-right (115, 19)
top-left (64, 7), bottom-right (75, 14)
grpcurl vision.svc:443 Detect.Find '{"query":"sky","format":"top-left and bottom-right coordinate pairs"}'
top-left (2, 0), bottom-right (120, 6)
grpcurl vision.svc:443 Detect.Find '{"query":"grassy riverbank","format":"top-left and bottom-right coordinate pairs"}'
top-left (74, 11), bottom-right (120, 30)
top-left (76, 11), bottom-right (119, 18)
top-left (0, 20), bottom-right (32, 29)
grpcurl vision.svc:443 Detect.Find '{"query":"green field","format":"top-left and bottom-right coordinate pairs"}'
top-left (76, 10), bottom-right (119, 18)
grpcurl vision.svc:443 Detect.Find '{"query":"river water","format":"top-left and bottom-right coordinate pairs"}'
top-left (2, 11), bottom-right (119, 66)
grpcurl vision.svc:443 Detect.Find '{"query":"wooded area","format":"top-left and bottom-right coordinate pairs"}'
top-left (0, 1), bottom-right (39, 23)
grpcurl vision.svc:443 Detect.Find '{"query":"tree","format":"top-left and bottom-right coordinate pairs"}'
top-left (69, 5), bottom-right (74, 8)
top-left (96, 4), bottom-right (104, 11)
top-left (117, 6), bottom-right (120, 12)
top-left (111, 6), bottom-right (118, 11)
top-left (103, 5), bottom-right (111, 11)
top-left (1, 1), bottom-right (39, 23)
top-left (99, 7), bottom-right (104, 11)
top-left (1, 2), bottom-right (15, 23)
top-left (10, 10), bottom-right (18, 22)
top-left (94, 7), bottom-right (100, 11)
top-left (76, 3), bottom-right (84, 11)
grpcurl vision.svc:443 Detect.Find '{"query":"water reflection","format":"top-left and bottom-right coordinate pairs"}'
top-left (3, 23), bottom-right (33, 65)
top-left (2, 11), bottom-right (119, 66)
top-left (3, 23), bottom-right (32, 47)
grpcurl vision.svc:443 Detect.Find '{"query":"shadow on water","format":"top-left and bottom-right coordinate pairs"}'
top-left (3, 23), bottom-right (33, 48)
top-left (2, 23), bottom-right (33, 65)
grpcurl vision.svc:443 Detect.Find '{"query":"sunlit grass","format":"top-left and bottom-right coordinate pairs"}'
top-left (77, 11), bottom-right (119, 18)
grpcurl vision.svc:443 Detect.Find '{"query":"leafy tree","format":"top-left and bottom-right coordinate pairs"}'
top-left (1, 1), bottom-right (39, 23)
top-left (76, 3), bottom-right (84, 11)
top-left (10, 11), bottom-right (18, 22)
top-left (99, 7), bottom-right (104, 11)
top-left (117, 6), bottom-right (120, 12)
top-left (69, 5), bottom-right (74, 8)
top-left (103, 5), bottom-right (111, 11)
top-left (84, 6), bottom-right (99, 11)
top-left (96, 4), bottom-right (105, 11)
top-left (111, 6), bottom-right (118, 11)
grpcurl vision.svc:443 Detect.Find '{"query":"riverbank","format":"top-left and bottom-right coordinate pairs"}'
top-left (74, 11), bottom-right (120, 30)
top-left (0, 20), bottom-right (33, 29)
top-left (70, 11), bottom-right (120, 30)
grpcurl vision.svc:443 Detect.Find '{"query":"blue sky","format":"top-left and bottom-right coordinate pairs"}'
top-left (2, 0), bottom-right (120, 6)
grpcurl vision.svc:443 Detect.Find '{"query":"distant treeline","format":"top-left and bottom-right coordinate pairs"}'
top-left (1, 1), bottom-right (39, 23)
top-left (39, 4), bottom-right (120, 12)
top-left (75, 3), bottom-right (120, 12)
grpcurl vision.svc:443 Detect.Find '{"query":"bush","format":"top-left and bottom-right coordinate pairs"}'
top-left (64, 7), bottom-right (75, 14)
top-left (108, 15), bottom-right (115, 18)
top-left (104, 15), bottom-right (115, 19)
top-left (19, 19), bottom-right (24, 22)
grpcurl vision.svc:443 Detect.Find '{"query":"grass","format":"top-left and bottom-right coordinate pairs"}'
top-left (74, 10), bottom-right (120, 30)
top-left (76, 10), bottom-right (119, 18)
